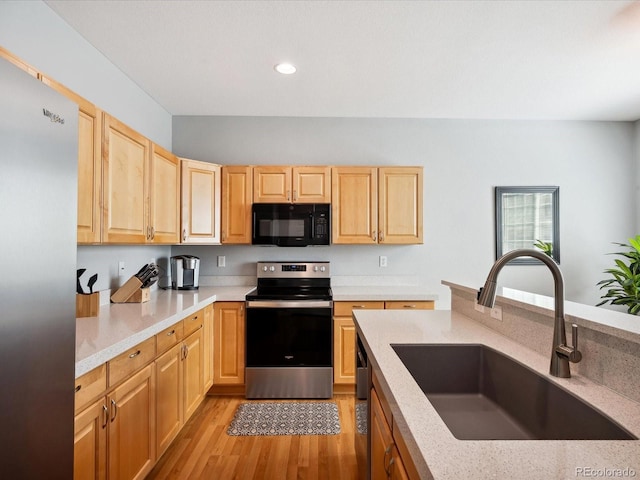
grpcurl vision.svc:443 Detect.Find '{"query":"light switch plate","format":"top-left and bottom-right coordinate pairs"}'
top-left (217, 255), bottom-right (226, 267)
top-left (379, 256), bottom-right (387, 267)
top-left (491, 306), bottom-right (503, 321)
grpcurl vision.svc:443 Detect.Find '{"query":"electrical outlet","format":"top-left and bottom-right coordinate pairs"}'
top-left (379, 256), bottom-right (387, 267)
top-left (118, 261), bottom-right (125, 277)
top-left (491, 306), bottom-right (503, 321)
top-left (217, 255), bottom-right (226, 267)
top-left (474, 301), bottom-right (485, 313)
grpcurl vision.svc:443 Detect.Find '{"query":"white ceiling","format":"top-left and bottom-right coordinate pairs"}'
top-left (45, 0), bottom-right (640, 121)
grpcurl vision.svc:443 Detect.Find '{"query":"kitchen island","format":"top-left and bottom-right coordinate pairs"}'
top-left (353, 289), bottom-right (640, 479)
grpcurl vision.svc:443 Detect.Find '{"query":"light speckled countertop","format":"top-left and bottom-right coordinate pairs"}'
top-left (75, 286), bottom-right (254, 378)
top-left (353, 309), bottom-right (640, 480)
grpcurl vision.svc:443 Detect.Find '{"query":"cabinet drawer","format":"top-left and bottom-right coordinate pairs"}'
top-left (384, 301), bottom-right (434, 310)
top-left (108, 337), bottom-right (156, 387)
top-left (334, 301), bottom-right (385, 317)
top-left (75, 363), bottom-right (106, 413)
top-left (156, 321), bottom-right (184, 354)
top-left (183, 308), bottom-right (204, 336)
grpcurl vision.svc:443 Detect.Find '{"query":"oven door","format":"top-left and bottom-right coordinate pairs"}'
top-left (245, 300), bottom-right (334, 398)
top-left (246, 300), bottom-right (332, 367)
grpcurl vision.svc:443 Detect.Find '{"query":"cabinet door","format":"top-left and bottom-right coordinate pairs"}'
top-left (155, 343), bottom-right (183, 458)
top-left (102, 114), bottom-right (150, 244)
top-left (293, 166), bottom-right (331, 203)
top-left (253, 166), bottom-right (291, 203)
top-left (41, 75), bottom-right (102, 244)
top-left (150, 144), bottom-right (180, 244)
top-left (183, 327), bottom-right (204, 421)
top-left (203, 303), bottom-right (214, 391)
top-left (378, 167), bottom-right (423, 244)
top-left (108, 364), bottom-right (156, 480)
top-left (332, 167), bottom-right (378, 244)
top-left (221, 166), bottom-right (252, 244)
top-left (180, 159), bottom-right (221, 244)
top-left (74, 398), bottom-right (107, 480)
top-left (333, 317), bottom-right (356, 384)
top-left (213, 302), bottom-right (245, 385)
top-left (371, 387), bottom-right (395, 480)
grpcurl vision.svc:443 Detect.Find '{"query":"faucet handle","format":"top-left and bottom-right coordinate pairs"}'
top-left (569, 324), bottom-right (582, 363)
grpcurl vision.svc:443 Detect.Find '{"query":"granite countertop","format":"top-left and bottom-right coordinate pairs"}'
top-left (75, 286), bottom-right (254, 378)
top-left (331, 285), bottom-right (438, 302)
top-left (353, 309), bottom-right (640, 480)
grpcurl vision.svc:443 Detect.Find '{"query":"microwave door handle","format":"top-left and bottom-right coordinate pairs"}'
top-left (310, 214), bottom-right (314, 240)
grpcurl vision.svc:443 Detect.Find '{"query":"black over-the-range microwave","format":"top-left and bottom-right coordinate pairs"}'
top-left (252, 203), bottom-right (330, 246)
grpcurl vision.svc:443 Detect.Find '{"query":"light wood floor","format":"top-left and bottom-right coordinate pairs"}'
top-left (146, 395), bottom-right (359, 480)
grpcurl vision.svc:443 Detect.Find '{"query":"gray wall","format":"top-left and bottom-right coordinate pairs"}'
top-left (0, 1), bottom-right (174, 294)
top-left (173, 116), bottom-right (636, 308)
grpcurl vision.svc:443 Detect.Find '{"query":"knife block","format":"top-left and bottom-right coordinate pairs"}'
top-left (125, 287), bottom-right (150, 303)
top-left (76, 292), bottom-right (100, 318)
top-left (110, 275), bottom-right (151, 303)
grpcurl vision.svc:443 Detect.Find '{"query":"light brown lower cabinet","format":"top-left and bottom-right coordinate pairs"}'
top-left (371, 386), bottom-right (409, 480)
top-left (213, 302), bottom-right (245, 388)
top-left (74, 303), bottom-right (214, 479)
top-left (333, 300), bottom-right (434, 387)
top-left (74, 397), bottom-right (107, 480)
top-left (107, 364), bottom-right (156, 480)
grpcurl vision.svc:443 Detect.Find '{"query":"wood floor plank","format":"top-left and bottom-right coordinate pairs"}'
top-left (146, 394), bottom-right (359, 480)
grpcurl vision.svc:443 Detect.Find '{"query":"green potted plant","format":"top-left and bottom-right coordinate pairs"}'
top-left (596, 235), bottom-right (640, 315)
top-left (533, 239), bottom-right (553, 258)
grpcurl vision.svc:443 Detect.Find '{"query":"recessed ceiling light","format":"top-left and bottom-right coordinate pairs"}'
top-left (274, 63), bottom-right (297, 75)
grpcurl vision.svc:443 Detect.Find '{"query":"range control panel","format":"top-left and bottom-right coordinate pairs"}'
top-left (256, 262), bottom-right (330, 278)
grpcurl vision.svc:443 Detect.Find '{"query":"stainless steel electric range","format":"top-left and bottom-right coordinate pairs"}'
top-left (245, 261), bottom-right (333, 399)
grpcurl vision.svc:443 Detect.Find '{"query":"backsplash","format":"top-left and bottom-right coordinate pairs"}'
top-left (447, 282), bottom-right (640, 404)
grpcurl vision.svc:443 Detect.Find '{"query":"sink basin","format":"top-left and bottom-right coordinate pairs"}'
top-left (391, 344), bottom-right (637, 441)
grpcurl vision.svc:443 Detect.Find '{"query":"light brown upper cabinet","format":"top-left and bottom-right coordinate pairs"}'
top-left (40, 75), bottom-right (102, 244)
top-left (331, 167), bottom-right (378, 244)
top-left (221, 166), bottom-right (253, 244)
top-left (102, 114), bottom-right (150, 243)
top-left (253, 166), bottom-right (331, 203)
top-left (102, 114), bottom-right (179, 244)
top-left (150, 144), bottom-right (180, 244)
top-left (378, 167), bottom-right (423, 244)
top-left (332, 166), bottom-right (423, 245)
top-left (180, 158), bottom-right (221, 244)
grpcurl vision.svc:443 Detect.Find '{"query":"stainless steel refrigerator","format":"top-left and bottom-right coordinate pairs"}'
top-left (0, 56), bottom-right (78, 478)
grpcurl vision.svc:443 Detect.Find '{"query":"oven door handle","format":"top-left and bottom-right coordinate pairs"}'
top-left (246, 300), bottom-right (332, 309)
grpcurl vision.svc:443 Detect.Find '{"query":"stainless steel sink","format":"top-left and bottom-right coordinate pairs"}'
top-left (391, 344), bottom-right (637, 440)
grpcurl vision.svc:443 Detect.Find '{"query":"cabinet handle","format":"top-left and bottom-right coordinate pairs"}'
top-left (166, 329), bottom-right (175, 336)
top-left (388, 457), bottom-right (396, 478)
top-left (403, 304), bottom-right (417, 309)
top-left (151, 227), bottom-right (155, 240)
top-left (379, 230), bottom-right (384, 242)
top-left (287, 190), bottom-right (291, 201)
top-left (353, 305), bottom-right (366, 309)
top-left (372, 230), bottom-right (377, 241)
top-left (183, 229), bottom-right (187, 241)
top-left (75, 384), bottom-right (82, 393)
top-left (128, 350), bottom-right (141, 359)
top-left (222, 230), bottom-right (226, 241)
top-left (110, 399), bottom-right (118, 422)
top-left (383, 445), bottom-right (392, 476)
top-left (293, 190), bottom-right (297, 202)
top-left (102, 404), bottom-right (108, 428)
top-left (184, 344), bottom-right (189, 359)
